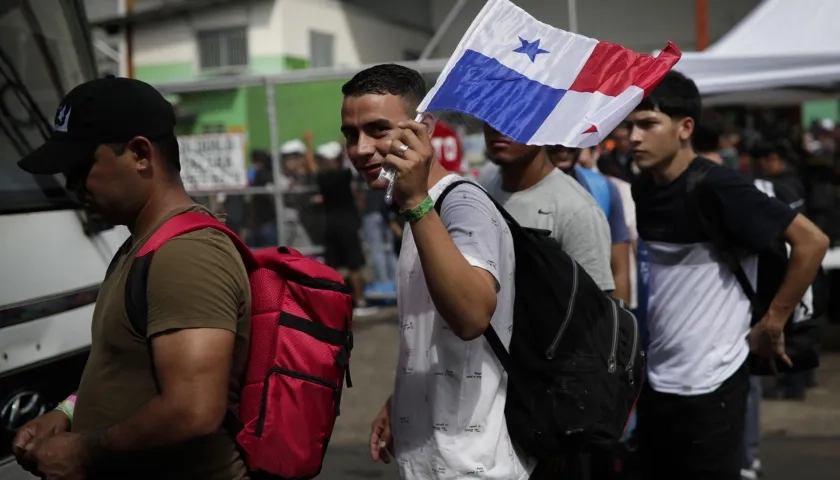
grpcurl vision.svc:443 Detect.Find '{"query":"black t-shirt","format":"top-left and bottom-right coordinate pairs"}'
top-left (759, 170), bottom-right (806, 214)
top-left (251, 168), bottom-right (276, 225)
top-left (632, 157), bottom-right (797, 251)
top-left (317, 168), bottom-right (359, 227)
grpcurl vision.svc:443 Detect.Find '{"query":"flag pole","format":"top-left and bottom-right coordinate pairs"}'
top-left (383, 113), bottom-right (426, 204)
top-left (567, 0), bottom-right (578, 33)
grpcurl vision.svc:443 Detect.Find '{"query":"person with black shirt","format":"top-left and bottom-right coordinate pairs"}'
top-left (303, 134), bottom-right (367, 311)
top-left (249, 150), bottom-right (278, 246)
top-left (753, 140), bottom-right (807, 213)
top-left (754, 140), bottom-right (820, 401)
top-left (628, 71), bottom-right (828, 480)
top-left (597, 124), bottom-right (637, 182)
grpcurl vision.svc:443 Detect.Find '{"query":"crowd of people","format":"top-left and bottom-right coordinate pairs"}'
top-left (8, 63), bottom-right (834, 480)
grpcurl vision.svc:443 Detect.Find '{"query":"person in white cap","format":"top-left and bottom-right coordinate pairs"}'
top-left (303, 133), bottom-right (370, 314)
top-left (280, 139), bottom-right (307, 178)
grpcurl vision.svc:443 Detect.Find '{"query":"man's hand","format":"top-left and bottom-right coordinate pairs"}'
top-left (369, 398), bottom-right (393, 464)
top-left (24, 432), bottom-right (88, 480)
top-left (380, 120), bottom-right (434, 209)
top-left (749, 311), bottom-right (793, 369)
top-left (13, 410), bottom-right (71, 469)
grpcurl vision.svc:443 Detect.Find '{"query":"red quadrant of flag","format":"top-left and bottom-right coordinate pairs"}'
top-left (569, 41), bottom-right (682, 97)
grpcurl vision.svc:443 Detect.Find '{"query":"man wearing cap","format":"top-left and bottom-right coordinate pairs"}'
top-left (12, 76), bottom-right (250, 479)
top-left (302, 132), bottom-right (369, 313)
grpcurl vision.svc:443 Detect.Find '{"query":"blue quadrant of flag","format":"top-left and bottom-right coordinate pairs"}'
top-left (425, 49), bottom-right (567, 142)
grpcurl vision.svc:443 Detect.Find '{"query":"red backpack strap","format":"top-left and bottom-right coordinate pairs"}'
top-left (137, 212), bottom-right (255, 265)
top-left (127, 212), bottom-right (254, 340)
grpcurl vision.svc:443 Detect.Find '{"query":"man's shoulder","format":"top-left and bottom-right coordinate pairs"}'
top-left (536, 171), bottom-right (604, 216)
top-left (435, 176), bottom-right (495, 209)
top-left (152, 227), bottom-right (247, 281)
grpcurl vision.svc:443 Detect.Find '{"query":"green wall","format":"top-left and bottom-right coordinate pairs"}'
top-left (135, 61), bottom-right (194, 83)
top-left (135, 55), bottom-right (309, 83)
top-left (174, 89), bottom-right (248, 136)
top-left (170, 79), bottom-right (348, 163)
top-left (139, 53), bottom-right (351, 162)
top-left (249, 55), bottom-right (310, 75)
top-left (802, 100), bottom-right (840, 128)
top-left (274, 79), bottom-right (348, 146)
top-left (245, 86), bottom-right (270, 151)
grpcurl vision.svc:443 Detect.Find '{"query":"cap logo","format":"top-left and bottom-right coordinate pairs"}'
top-left (54, 105), bottom-right (71, 133)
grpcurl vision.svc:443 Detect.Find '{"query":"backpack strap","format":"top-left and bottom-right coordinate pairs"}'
top-left (104, 237), bottom-right (133, 281)
top-left (433, 180), bottom-right (517, 371)
top-left (686, 164), bottom-right (761, 314)
top-left (125, 212), bottom-right (254, 437)
top-left (575, 166), bottom-right (611, 215)
top-left (126, 212), bottom-right (254, 338)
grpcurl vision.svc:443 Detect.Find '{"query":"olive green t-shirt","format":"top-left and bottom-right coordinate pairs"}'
top-left (73, 206), bottom-right (251, 479)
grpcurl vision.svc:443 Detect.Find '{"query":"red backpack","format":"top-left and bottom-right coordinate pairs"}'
top-left (115, 212), bottom-right (354, 478)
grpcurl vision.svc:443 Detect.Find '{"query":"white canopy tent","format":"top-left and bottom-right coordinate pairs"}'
top-left (672, 0), bottom-right (840, 105)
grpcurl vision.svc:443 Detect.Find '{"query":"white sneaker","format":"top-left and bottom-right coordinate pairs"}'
top-left (740, 468), bottom-right (758, 480)
top-left (353, 306), bottom-right (379, 317)
top-left (751, 459), bottom-right (762, 476)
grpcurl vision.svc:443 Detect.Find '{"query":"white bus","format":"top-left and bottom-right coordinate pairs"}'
top-left (0, 0), bottom-right (127, 468)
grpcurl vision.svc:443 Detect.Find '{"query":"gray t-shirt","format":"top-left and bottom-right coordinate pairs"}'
top-left (478, 165), bottom-right (615, 291)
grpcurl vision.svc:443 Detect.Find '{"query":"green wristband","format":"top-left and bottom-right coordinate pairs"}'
top-left (401, 195), bottom-right (434, 224)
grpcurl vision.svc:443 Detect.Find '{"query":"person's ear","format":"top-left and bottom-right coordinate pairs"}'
top-left (126, 136), bottom-right (154, 172)
top-left (678, 116), bottom-right (695, 142)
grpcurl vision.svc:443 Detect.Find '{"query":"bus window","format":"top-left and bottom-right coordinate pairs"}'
top-left (0, 0), bottom-right (96, 214)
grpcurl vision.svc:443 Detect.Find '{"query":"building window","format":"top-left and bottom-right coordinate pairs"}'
top-left (309, 30), bottom-right (334, 68)
top-left (198, 27), bottom-right (248, 71)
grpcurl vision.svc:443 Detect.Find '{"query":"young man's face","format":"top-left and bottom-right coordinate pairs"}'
top-left (544, 145), bottom-right (579, 172)
top-left (483, 123), bottom-right (541, 166)
top-left (626, 108), bottom-right (693, 171)
top-left (341, 93), bottom-right (413, 189)
top-left (612, 126), bottom-right (630, 152)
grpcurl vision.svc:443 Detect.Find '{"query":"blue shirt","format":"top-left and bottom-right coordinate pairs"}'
top-left (572, 167), bottom-right (630, 244)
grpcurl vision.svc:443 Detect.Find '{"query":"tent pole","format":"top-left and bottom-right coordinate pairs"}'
top-left (420, 0), bottom-right (469, 60)
top-left (695, 0), bottom-right (709, 50)
top-left (567, 0), bottom-right (578, 33)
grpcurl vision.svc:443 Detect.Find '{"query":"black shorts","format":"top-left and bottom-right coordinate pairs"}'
top-left (637, 360), bottom-right (750, 480)
top-left (324, 224), bottom-right (364, 270)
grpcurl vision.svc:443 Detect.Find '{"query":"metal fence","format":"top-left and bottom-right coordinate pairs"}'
top-left (156, 61), bottom-right (840, 314)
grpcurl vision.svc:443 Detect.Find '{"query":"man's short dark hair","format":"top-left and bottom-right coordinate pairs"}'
top-left (341, 64), bottom-right (427, 112)
top-left (751, 139), bottom-right (791, 161)
top-left (692, 109), bottom-right (724, 153)
top-left (634, 70), bottom-right (701, 124)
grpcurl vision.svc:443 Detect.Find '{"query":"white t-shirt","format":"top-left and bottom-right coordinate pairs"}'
top-left (392, 174), bottom-right (532, 479)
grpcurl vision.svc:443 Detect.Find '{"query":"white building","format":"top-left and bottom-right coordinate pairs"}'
top-left (88, 0), bottom-right (761, 84)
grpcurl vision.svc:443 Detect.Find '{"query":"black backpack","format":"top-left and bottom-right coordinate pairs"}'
top-left (687, 163), bottom-right (828, 375)
top-left (435, 180), bottom-right (644, 460)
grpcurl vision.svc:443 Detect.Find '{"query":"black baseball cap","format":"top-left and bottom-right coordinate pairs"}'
top-left (17, 75), bottom-right (176, 175)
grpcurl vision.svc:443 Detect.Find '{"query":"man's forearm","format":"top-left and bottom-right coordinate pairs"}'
top-left (768, 239), bottom-right (828, 322)
top-left (410, 210), bottom-right (496, 340)
top-left (610, 242), bottom-right (631, 305)
top-left (84, 394), bottom-right (221, 470)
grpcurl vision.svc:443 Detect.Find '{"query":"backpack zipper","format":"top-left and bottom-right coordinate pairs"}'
top-left (607, 299), bottom-right (619, 373)
top-left (287, 274), bottom-right (352, 294)
top-left (625, 308), bottom-right (640, 385)
top-left (545, 262), bottom-right (579, 360)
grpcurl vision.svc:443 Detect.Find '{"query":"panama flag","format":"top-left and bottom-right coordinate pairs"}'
top-left (418, 0), bottom-right (682, 147)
